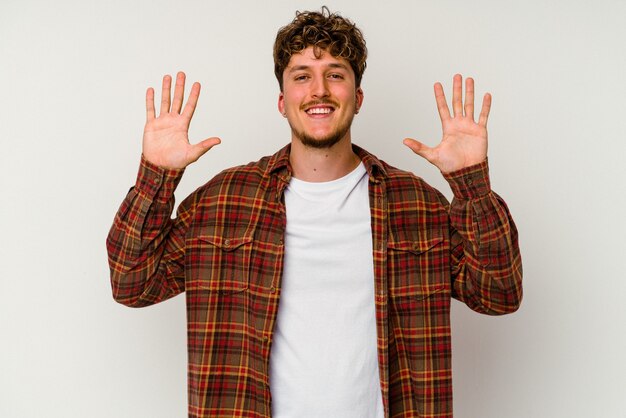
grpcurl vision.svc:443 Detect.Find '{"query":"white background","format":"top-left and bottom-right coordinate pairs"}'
top-left (1, 0), bottom-right (625, 417)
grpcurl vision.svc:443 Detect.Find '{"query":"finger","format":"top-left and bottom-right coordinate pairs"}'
top-left (452, 74), bottom-right (463, 117)
top-left (146, 87), bottom-right (155, 121)
top-left (182, 82), bottom-right (201, 121)
top-left (464, 77), bottom-right (475, 120)
top-left (434, 82), bottom-right (451, 122)
top-left (478, 92), bottom-right (492, 127)
top-left (159, 74), bottom-right (172, 116)
top-left (403, 138), bottom-right (436, 163)
top-left (188, 137), bottom-right (221, 163)
top-left (171, 71), bottom-right (186, 114)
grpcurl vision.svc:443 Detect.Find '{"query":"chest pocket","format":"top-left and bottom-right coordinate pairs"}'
top-left (387, 236), bottom-right (447, 303)
top-left (187, 233), bottom-right (253, 294)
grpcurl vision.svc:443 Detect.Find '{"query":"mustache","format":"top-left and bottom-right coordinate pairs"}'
top-left (300, 99), bottom-right (339, 111)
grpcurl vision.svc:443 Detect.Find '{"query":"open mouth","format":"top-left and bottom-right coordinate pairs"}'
top-left (303, 101), bottom-right (337, 116)
top-left (306, 107), bottom-right (334, 115)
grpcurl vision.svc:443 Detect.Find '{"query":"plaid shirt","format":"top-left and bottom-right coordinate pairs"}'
top-left (107, 144), bottom-right (522, 417)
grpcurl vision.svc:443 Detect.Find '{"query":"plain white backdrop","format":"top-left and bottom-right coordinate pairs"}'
top-left (1, 0), bottom-right (625, 417)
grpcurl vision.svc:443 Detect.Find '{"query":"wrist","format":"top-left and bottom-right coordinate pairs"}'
top-left (135, 155), bottom-right (186, 203)
top-left (443, 158), bottom-right (491, 199)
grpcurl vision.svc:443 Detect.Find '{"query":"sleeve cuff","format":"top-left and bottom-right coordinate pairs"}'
top-left (443, 159), bottom-right (491, 200)
top-left (134, 155), bottom-right (185, 203)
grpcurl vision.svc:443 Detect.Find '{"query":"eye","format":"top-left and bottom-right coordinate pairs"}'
top-left (328, 73), bottom-right (344, 80)
top-left (294, 74), bottom-right (309, 82)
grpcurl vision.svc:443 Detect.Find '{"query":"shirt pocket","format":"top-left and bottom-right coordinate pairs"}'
top-left (387, 236), bottom-right (447, 312)
top-left (187, 233), bottom-right (253, 294)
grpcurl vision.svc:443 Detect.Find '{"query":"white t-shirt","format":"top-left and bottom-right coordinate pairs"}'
top-left (269, 162), bottom-right (384, 418)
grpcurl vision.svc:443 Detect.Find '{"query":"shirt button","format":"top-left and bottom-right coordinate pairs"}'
top-left (270, 287), bottom-right (276, 294)
top-left (466, 177), bottom-right (474, 185)
top-left (224, 239), bottom-right (231, 247)
top-left (276, 238), bottom-right (283, 245)
top-left (263, 335), bottom-right (269, 343)
top-left (152, 177), bottom-right (160, 185)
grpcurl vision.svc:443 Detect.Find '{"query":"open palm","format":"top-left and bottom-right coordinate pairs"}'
top-left (142, 72), bottom-right (220, 169)
top-left (404, 74), bottom-right (490, 173)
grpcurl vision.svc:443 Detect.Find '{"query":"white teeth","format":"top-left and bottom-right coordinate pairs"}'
top-left (307, 107), bottom-right (332, 115)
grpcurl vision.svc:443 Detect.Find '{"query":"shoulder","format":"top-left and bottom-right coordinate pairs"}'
top-left (196, 154), bottom-right (273, 198)
top-left (379, 160), bottom-right (448, 207)
top-left (354, 144), bottom-right (448, 208)
top-left (175, 153), bottom-right (276, 223)
top-left (213, 155), bottom-right (272, 184)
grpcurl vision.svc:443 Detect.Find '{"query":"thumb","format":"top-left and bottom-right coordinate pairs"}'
top-left (188, 137), bottom-right (221, 163)
top-left (403, 138), bottom-right (436, 163)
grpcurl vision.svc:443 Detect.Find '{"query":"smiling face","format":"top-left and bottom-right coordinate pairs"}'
top-left (278, 46), bottom-right (364, 149)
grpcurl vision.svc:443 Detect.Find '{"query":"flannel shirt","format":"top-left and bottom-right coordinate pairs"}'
top-left (107, 144), bottom-right (522, 417)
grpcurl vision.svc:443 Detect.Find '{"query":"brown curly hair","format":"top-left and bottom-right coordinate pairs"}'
top-left (273, 6), bottom-right (367, 91)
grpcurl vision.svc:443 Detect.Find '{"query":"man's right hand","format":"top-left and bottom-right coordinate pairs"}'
top-left (142, 71), bottom-right (221, 169)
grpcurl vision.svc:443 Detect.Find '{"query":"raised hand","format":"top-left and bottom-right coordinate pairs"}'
top-left (142, 72), bottom-right (221, 169)
top-left (403, 74), bottom-right (490, 173)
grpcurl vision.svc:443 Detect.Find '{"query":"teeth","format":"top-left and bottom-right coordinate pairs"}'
top-left (307, 107), bottom-right (332, 115)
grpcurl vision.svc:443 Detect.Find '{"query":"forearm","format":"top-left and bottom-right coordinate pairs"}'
top-left (106, 156), bottom-right (188, 307)
top-left (444, 160), bottom-right (523, 315)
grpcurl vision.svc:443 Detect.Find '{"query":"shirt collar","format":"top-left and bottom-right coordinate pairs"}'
top-left (267, 143), bottom-right (388, 183)
top-left (352, 144), bottom-right (387, 183)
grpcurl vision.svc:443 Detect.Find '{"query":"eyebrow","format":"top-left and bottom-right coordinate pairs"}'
top-left (288, 63), bottom-right (349, 73)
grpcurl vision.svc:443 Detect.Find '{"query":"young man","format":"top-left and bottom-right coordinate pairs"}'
top-left (107, 8), bottom-right (522, 418)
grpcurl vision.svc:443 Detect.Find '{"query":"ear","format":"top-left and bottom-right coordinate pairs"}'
top-left (355, 87), bottom-right (364, 114)
top-left (278, 92), bottom-right (286, 116)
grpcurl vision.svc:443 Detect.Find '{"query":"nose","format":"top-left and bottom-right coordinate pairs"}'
top-left (310, 77), bottom-right (330, 99)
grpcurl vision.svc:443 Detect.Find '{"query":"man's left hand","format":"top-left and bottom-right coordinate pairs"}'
top-left (404, 74), bottom-right (490, 173)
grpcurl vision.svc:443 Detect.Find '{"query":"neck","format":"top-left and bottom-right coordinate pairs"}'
top-left (289, 136), bottom-right (360, 182)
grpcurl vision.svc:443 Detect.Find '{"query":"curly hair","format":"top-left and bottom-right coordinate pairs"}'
top-left (273, 6), bottom-right (367, 91)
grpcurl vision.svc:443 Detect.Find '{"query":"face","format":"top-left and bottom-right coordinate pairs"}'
top-left (278, 46), bottom-right (364, 149)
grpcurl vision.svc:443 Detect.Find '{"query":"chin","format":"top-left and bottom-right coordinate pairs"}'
top-left (291, 121), bottom-right (352, 149)
top-left (294, 130), bottom-right (346, 149)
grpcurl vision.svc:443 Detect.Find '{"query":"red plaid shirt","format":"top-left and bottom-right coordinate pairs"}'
top-left (107, 144), bottom-right (522, 417)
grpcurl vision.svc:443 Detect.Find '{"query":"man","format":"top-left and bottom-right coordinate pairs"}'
top-left (107, 7), bottom-right (522, 418)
